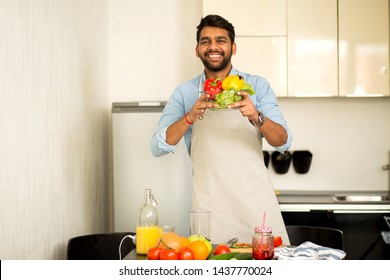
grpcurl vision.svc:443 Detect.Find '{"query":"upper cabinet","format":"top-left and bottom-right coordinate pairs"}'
top-left (203, 0), bottom-right (389, 97)
top-left (234, 37), bottom-right (287, 97)
top-left (287, 0), bottom-right (338, 97)
top-left (203, 0), bottom-right (288, 96)
top-left (203, 0), bottom-right (286, 36)
top-left (338, 0), bottom-right (389, 97)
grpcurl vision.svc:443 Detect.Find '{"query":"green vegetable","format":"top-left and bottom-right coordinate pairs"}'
top-left (208, 252), bottom-right (253, 260)
top-left (214, 89), bottom-right (243, 108)
top-left (214, 81), bottom-right (256, 108)
top-left (233, 253), bottom-right (253, 260)
top-left (208, 252), bottom-right (240, 260)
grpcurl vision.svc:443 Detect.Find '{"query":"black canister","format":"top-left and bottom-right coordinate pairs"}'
top-left (271, 151), bottom-right (292, 174)
top-left (263, 151), bottom-right (270, 168)
top-left (292, 150), bottom-right (313, 174)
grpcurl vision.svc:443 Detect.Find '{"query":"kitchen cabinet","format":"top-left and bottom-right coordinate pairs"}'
top-left (282, 211), bottom-right (390, 259)
top-left (202, 0), bottom-right (286, 36)
top-left (233, 37), bottom-right (287, 97)
top-left (338, 0), bottom-right (389, 97)
top-left (287, 0), bottom-right (338, 97)
top-left (278, 191), bottom-right (390, 259)
top-left (203, 0), bottom-right (390, 97)
top-left (203, 0), bottom-right (287, 96)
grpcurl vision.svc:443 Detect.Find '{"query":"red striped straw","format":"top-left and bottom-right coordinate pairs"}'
top-left (262, 211), bottom-right (267, 228)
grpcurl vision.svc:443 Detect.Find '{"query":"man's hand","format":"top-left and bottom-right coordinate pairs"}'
top-left (185, 93), bottom-right (215, 123)
top-left (227, 91), bottom-right (258, 122)
top-left (165, 93), bottom-right (214, 145)
top-left (228, 91), bottom-right (288, 147)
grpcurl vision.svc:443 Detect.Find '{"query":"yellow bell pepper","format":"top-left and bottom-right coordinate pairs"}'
top-left (222, 75), bottom-right (245, 91)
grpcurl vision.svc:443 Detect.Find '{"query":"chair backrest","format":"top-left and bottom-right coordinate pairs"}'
top-left (67, 232), bottom-right (135, 260)
top-left (286, 225), bottom-right (344, 250)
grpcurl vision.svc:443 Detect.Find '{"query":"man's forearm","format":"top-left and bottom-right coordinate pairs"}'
top-left (166, 116), bottom-right (191, 145)
top-left (259, 119), bottom-right (288, 147)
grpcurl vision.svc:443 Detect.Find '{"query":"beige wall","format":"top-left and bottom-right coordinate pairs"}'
top-left (0, 0), bottom-right (108, 259)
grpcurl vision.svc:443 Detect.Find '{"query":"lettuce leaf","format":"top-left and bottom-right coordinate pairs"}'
top-left (214, 83), bottom-right (255, 108)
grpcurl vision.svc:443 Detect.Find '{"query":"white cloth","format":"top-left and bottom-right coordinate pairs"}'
top-left (190, 108), bottom-right (289, 245)
top-left (275, 241), bottom-right (346, 260)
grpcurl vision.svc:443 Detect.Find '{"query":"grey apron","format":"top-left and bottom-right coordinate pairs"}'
top-left (190, 108), bottom-right (290, 245)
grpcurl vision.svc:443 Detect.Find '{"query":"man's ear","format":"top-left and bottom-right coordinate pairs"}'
top-left (232, 42), bottom-right (237, 55)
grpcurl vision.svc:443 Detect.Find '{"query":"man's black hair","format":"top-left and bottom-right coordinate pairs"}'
top-left (196, 14), bottom-right (235, 43)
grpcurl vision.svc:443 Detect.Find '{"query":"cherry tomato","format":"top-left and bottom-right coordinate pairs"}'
top-left (159, 249), bottom-right (179, 260)
top-left (147, 247), bottom-right (163, 260)
top-left (179, 247), bottom-right (195, 260)
top-left (274, 236), bottom-right (283, 247)
top-left (213, 244), bottom-right (231, 255)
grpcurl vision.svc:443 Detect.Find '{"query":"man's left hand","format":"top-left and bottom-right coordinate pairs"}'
top-left (227, 91), bottom-right (258, 122)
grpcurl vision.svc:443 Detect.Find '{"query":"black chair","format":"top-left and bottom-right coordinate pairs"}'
top-left (67, 232), bottom-right (135, 260)
top-left (286, 225), bottom-right (344, 250)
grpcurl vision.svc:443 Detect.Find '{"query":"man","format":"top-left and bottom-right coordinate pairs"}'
top-left (151, 14), bottom-right (292, 244)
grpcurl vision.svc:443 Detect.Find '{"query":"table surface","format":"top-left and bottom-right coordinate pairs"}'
top-left (123, 249), bottom-right (147, 260)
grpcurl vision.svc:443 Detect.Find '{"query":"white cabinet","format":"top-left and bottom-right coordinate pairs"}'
top-left (202, 0), bottom-right (286, 35)
top-left (338, 0), bottom-right (389, 97)
top-left (287, 0), bottom-right (338, 97)
top-left (233, 37), bottom-right (287, 96)
top-left (203, 0), bottom-right (287, 96)
top-left (203, 0), bottom-right (389, 97)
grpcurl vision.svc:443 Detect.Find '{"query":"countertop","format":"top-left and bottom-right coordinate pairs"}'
top-left (276, 190), bottom-right (390, 211)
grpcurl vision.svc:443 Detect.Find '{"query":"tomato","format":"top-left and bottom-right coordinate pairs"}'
top-left (274, 236), bottom-right (283, 247)
top-left (213, 244), bottom-right (231, 255)
top-left (179, 247), bottom-right (195, 260)
top-left (159, 249), bottom-right (179, 260)
top-left (147, 247), bottom-right (163, 260)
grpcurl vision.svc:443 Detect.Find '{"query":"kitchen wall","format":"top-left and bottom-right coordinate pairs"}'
top-left (0, 0), bottom-right (108, 259)
top-left (264, 97), bottom-right (390, 192)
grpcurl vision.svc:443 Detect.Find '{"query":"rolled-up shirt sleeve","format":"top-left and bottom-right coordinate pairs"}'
top-left (151, 78), bottom-right (199, 157)
top-left (151, 126), bottom-right (177, 156)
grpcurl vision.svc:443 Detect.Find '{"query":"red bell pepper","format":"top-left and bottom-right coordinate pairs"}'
top-left (203, 77), bottom-right (223, 100)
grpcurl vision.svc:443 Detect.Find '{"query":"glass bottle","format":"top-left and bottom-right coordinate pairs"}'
top-left (136, 189), bottom-right (159, 255)
top-left (252, 226), bottom-right (274, 260)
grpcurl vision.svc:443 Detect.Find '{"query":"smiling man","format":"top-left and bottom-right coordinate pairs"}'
top-left (151, 14), bottom-right (292, 244)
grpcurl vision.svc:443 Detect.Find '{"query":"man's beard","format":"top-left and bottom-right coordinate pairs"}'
top-left (199, 50), bottom-right (233, 72)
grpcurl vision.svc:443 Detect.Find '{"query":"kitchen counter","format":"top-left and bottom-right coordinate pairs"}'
top-left (276, 190), bottom-right (390, 212)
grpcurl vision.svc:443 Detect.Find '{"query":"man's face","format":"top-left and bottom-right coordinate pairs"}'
top-left (196, 26), bottom-right (236, 72)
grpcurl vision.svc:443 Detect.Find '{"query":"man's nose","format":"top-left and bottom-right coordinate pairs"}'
top-left (208, 41), bottom-right (218, 51)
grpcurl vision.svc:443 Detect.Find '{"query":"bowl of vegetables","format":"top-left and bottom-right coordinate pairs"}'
top-left (203, 75), bottom-right (256, 109)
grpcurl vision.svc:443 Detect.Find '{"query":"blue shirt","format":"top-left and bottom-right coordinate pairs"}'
top-left (151, 67), bottom-right (292, 157)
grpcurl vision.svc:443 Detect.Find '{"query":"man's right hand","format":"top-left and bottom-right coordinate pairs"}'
top-left (165, 93), bottom-right (215, 145)
top-left (185, 93), bottom-right (215, 123)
